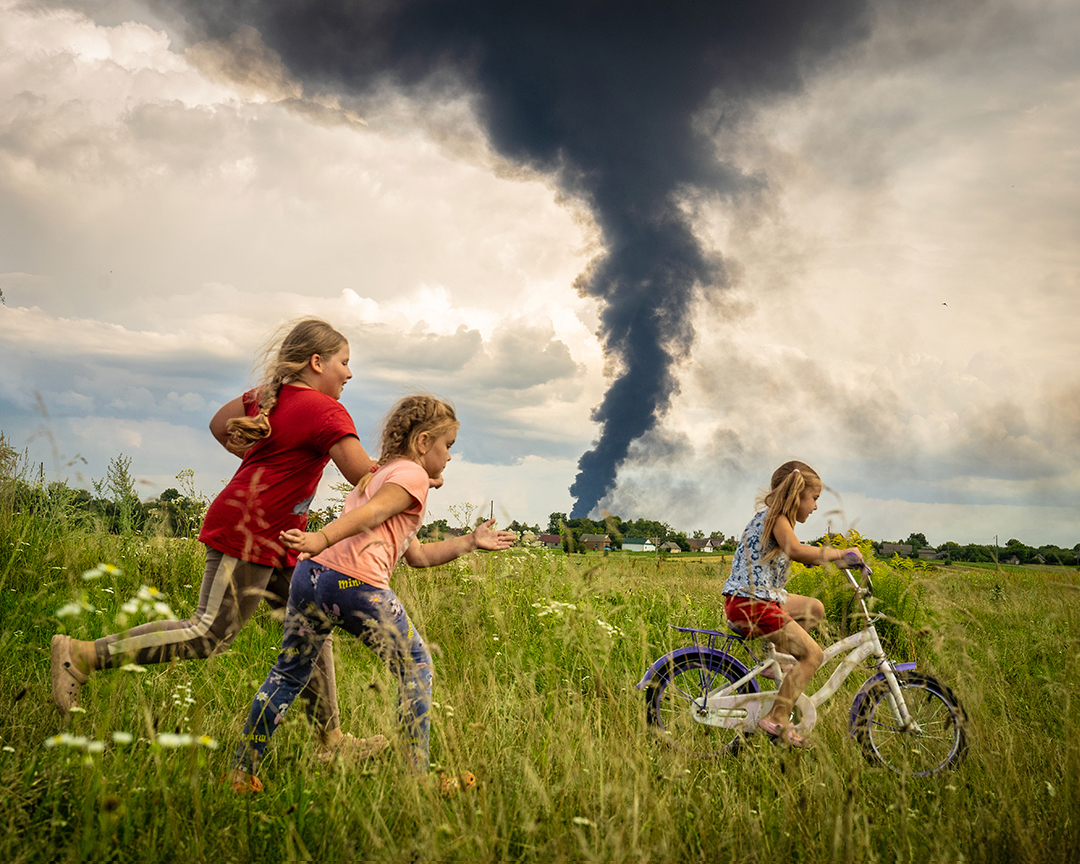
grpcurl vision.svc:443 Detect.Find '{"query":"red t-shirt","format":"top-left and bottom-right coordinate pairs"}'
top-left (199, 384), bottom-right (357, 567)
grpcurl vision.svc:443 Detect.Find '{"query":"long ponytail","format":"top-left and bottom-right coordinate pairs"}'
top-left (759, 460), bottom-right (820, 563)
top-left (226, 318), bottom-right (347, 454)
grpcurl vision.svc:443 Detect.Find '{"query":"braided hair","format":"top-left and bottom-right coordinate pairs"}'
top-left (353, 394), bottom-right (459, 496)
top-left (759, 460), bottom-right (821, 563)
top-left (225, 318), bottom-right (347, 454)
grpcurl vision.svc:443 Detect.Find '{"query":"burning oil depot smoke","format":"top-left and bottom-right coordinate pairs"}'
top-left (163, 0), bottom-right (873, 517)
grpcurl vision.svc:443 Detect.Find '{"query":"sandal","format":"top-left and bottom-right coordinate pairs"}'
top-left (51, 635), bottom-right (88, 719)
top-left (438, 771), bottom-right (476, 798)
top-left (316, 733), bottom-right (390, 764)
top-left (222, 771), bottom-right (264, 794)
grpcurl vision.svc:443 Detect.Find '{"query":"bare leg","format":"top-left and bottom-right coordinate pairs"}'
top-left (763, 605), bottom-right (824, 726)
top-left (784, 592), bottom-right (825, 633)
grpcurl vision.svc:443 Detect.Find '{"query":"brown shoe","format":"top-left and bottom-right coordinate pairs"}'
top-left (317, 733), bottom-right (390, 764)
top-left (51, 635), bottom-right (88, 719)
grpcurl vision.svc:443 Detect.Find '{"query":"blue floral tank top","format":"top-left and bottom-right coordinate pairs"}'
top-left (722, 509), bottom-right (790, 603)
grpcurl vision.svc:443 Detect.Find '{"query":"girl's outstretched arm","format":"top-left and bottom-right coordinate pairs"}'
top-left (280, 483), bottom-right (417, 557)
top-left (772, 516), bottom-right (864, 567)
top-left (404, 519), bottom-right (516, 569)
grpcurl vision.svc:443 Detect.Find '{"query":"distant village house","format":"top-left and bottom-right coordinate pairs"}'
top-left (579, 533), bottom-right (611, 551)
top-left (539, 534), bottom-right (562, 549)
top-left (622, 537), bottom-right (657, 552)
top-left (686, 537), bottom-right (726, 553)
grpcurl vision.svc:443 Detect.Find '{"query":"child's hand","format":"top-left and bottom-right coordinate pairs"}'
top-left (837, 548), bottom-right (865, 569)
top-left (280, 528), bottom-right (327, 560)
top-left (472, 519), bottom-right (516, 551)
top-left (428, 475), bottom-right (444, 490)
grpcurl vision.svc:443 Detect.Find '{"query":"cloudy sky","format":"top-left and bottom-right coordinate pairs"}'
top-left (1, 0), bottom-right (1077, 546)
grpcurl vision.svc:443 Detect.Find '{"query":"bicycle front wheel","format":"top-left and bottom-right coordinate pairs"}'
top-left (645, 653), bottom-right (754, 756)
top-left (855, 671), bottom-right (967, 775)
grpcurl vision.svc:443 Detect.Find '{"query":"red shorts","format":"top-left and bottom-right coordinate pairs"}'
top-left (724, 594), bottom-right (792, 637)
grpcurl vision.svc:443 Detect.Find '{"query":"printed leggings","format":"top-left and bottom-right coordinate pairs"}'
top-left (234, 560), bottom-right (432, 772)
top-left (94, 548), bottom-right (338, 732)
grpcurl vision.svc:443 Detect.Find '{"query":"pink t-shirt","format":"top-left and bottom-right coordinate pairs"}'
top-left (313, 459), bottom-right (429, 590)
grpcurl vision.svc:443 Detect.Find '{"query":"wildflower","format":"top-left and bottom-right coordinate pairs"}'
top-left (82, 563), bottom-right (122, 582)
top-left (87, 741), bottom-right (105, 754)
top-left (69, 706), bottom-right (87, 714)
top-left (45, 733), bottom-right (91, 750)
top-left (112, 731), bottom-right (133, 745)
top-left (596, 618), bottom-right (624, 637)
top-left (2, 746), bottom-right (14, 753)
top-left (156, 733), bottom-right (217, 749)
top-left (572, 817), bottom-right (596, 827)
top-left (531, 599), bottom-right (577, 619)
top-left (56, 599), bottom-right (95, 618)
top-left (120, 664), bottom-right (147, 673)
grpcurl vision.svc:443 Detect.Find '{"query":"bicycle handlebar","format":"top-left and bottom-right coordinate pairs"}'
top-left (843, 552), bottom-right (874, 595)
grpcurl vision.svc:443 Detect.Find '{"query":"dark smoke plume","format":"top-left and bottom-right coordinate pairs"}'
top-left (158, 0), bottom-right (872, 517)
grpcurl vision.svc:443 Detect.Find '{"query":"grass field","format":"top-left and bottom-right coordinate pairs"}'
top-left (1, 486), bottom-right (1078, 862)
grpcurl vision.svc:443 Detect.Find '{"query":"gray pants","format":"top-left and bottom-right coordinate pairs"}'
top-left (94, 547), bottom-right (339, 732)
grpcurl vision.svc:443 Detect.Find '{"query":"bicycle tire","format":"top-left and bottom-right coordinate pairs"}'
top-left (854, 671), bottom-right (967, 775)
top-left (645, 653), bottom-right (754, 756)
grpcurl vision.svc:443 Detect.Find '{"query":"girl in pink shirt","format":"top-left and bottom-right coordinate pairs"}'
top-left (227, 394), bottom-right (515, 793)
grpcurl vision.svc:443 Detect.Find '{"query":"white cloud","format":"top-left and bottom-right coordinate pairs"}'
top-left (2, 0), bottom-right (1077, 543)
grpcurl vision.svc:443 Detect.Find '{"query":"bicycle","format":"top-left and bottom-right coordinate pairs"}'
top-left (637, 562), bottom-right (968, 775)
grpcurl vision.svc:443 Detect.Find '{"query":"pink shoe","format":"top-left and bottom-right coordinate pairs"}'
top-left (757, 718), bottom-right (812, 750)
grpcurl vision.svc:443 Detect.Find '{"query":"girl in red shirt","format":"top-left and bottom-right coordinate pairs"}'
top-left (51, 318), bottom-right (380, 758)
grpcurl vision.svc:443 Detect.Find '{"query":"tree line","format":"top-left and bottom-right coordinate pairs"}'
top-left (3, 441), bottom-right (1076, 564)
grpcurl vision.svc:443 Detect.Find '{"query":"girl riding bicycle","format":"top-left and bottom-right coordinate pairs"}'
top-left (722, 460), bottom-right (863, 749)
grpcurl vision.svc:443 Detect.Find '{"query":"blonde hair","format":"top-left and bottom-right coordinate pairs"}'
top-left (759, 460), bottom-right (821, 563)
top-left (353, 394), bottom-right (459, 496)
top-left (226, 318), bottom-right (347, 454)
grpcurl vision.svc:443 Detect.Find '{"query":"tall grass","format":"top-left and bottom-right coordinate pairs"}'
top-left (1, 474), bottom-right (1078, 860)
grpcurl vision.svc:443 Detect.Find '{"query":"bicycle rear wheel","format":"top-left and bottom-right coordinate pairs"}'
top-left (645, 653), bottom-right (754, 756)
top-left (855, 671), bottom-right (967, 775)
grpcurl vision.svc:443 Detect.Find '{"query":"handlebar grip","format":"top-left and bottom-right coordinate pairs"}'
top-left (845, 551), bottom-right (873, 576)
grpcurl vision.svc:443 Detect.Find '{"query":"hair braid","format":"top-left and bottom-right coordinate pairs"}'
top-left (352, 394), bottom-right (459, 496)
top-left (225, 318), bottom-right (347, 454)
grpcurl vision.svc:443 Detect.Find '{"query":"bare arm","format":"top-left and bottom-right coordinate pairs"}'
top-left (209, 397), bottom-right (247, 456)
top-left (328, 435), bottom-right (376, 486)
top-left (404, 519), bottom-right (516, 569)
top-left (280, 482), bottom-right (417, 557)
top-left (772, 515), bottom-right (863, 567)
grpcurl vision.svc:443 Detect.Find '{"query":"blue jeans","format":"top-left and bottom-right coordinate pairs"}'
top-left (233, 560), bottom-right (432, 772)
